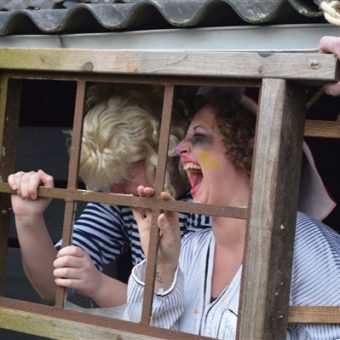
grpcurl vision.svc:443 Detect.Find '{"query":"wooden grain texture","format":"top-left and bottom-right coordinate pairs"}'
top-left (305, 120), bottom-right (340, 138)
top-left (288, 306), bottom-right (340, 324)
top-left (141, 85), bottom-right (174, 325)
top-left (0, 48), bottom-right (338, 81)
top-left (55, 80), bottom-right (87, 308)
top-left (0, 182), bottom-right (248, 219)
top-left (0, 297), bottom-right (202, 340)
top-left (0, 306), bottom-right (157, 340)
top-left (238, 79), bottom-right (306, 340)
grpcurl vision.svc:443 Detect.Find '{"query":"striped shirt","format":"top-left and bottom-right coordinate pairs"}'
top-left (128, 212), bottom-right (340, 339)
top-left (55, 195), bottom-right (211, 270)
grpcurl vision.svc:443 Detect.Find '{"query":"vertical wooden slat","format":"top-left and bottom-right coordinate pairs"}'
top-left (54, 80), bottom-right (86, 308)
top-left (140, 84), bottom-right (174, 325)
top-left (0, 76), bottom-right (22, 294)
top-left (237, 78), bottom-right (306, 339)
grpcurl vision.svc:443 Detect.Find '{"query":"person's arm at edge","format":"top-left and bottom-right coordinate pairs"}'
top-left (8, 170), bottom-right (57, 301)
top-left (319, 36), bottom-right (340, 96)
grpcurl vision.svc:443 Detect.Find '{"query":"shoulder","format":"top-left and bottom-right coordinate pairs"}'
top-left (294, 212), bottom-right (340, 262)
top-left (295, 212), bottom-right (340, 250)
top-left (291, 212), bottom-right (340, 305)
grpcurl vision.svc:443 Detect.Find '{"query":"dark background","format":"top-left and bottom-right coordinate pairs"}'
top-left (11, 79), bottom-right (340, 247)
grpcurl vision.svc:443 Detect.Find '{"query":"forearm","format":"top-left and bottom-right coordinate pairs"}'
top-left (90, 272), bottom-right (127, 307)
top-left (15, 214), bottom-right (57, 300)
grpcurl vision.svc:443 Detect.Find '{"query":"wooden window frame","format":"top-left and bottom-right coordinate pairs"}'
top-left (0, 48), bottom-right (339, 339)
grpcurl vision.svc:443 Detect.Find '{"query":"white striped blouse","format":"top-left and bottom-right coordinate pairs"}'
top-left (128, 212), bottom-right (340, 339)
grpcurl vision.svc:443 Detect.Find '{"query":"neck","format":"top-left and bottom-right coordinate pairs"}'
top-left (212, 216), bottom-right (247, 251)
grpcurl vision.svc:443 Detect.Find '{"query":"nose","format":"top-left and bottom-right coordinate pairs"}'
top-left (176, 139), bottom-right (190, 156)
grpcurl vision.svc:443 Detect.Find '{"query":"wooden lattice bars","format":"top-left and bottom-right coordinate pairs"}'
top-left (239, 79), bottom-right (306, 339)
top-left (0, 48), bottom-right (338, 339)
top-left (55, 80), bottom-right (87, 308)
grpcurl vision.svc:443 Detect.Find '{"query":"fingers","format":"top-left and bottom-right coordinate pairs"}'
top-left (36, 169), bottom-right (54, 188)
top-left (160, 191), bottom-right (175, 201)
top-left (319, 36), bottom-right (333, 53)
top-left (136, 186), bottom-right (174, 201)
top-left (134, 188), bottom-right (177, 227)
top-left (8, 170), bottom-right (54, 200)
top-left (133, 188), bottom-right (176, 226)
top-left (323, 81), bottom-right (340, 97)
top-left (53, 246), bottom-right (94, 290)
top-left (137, 185), bottom-right (155, 197)
top-left (319, 36), bottom-right (340, 97)
top-left (56, 245), bottom-right (85, 259)
top-left (133, 186), bottom-right (152, 224)
top-left (134, 186), bottom-right (153, 223)
top-left (319, 36), bottom-right (340, 57)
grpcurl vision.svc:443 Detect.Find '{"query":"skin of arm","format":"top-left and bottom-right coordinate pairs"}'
top-left (132, 186), bottom-right (180, 292)
top-left (9, 170), bottom-right (128, 306)
top-left (319, 36), bottom-right (340, 96)
top-left (8, 170), bottom-right (57, 300)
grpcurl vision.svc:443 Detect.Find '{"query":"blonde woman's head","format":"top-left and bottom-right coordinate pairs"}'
top-left (78, 84), bottom-right (189, 197)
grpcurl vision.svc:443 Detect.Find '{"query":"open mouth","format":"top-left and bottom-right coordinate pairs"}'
top-left (183, 162), bottom-right (203, 196)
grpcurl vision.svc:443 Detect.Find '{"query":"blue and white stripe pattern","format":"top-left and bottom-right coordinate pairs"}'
top-left (128, 212), bottom-right (340, 339)
top-left (288, 213), bottom-right (340, 339)
top-left (55, 194), bottom-right (211, 269)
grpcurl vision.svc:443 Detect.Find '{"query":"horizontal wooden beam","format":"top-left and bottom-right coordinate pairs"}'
top-left (0, 306), bottom-right (148, 340)
top-left (0, 301), bottom-right (339, 340)
top-left (0, 297), bottom-right (199, 340)
top-left (305, 120), bottom-right (340, 138)
top-left (288, 306), bottom-right (340, 324)
top-left (0, 183), bottom-right (248, 219)
top-left (0, 48), bottom-right (338, 81)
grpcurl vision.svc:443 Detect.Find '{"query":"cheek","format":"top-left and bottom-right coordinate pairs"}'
top-left (198, 149), bottom-right (220, 171)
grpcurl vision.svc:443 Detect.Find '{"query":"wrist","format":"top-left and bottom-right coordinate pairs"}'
top-left (154, 262), bottom-right (178, 291)
top-left (15, 213), bottom-right (45, 228)
top-left (91, 272), bottom-right (127, 307)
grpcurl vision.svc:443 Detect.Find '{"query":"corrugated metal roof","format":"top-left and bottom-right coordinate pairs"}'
top-left (0, 0), bottom-right (329, 36)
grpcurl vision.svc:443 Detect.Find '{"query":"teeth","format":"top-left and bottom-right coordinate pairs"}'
top-left (183, 162), bottom-right (201, 171)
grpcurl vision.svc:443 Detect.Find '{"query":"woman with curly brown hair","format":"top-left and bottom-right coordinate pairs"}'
top-left (128, 87), bottom-right (340, 339)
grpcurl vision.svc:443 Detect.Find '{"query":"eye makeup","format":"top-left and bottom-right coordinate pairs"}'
top-left (185, 126), bottom-right (213, 147)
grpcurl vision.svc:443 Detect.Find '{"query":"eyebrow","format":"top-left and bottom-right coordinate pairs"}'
top-left (193, 125), bottom-right (209, 132)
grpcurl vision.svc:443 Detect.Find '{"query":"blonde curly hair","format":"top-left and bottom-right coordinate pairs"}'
top-left (77, 84), bottom-right (189, 197)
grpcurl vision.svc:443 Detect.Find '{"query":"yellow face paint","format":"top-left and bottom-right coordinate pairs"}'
top-left (198, 149), bottom-right (219, 170)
